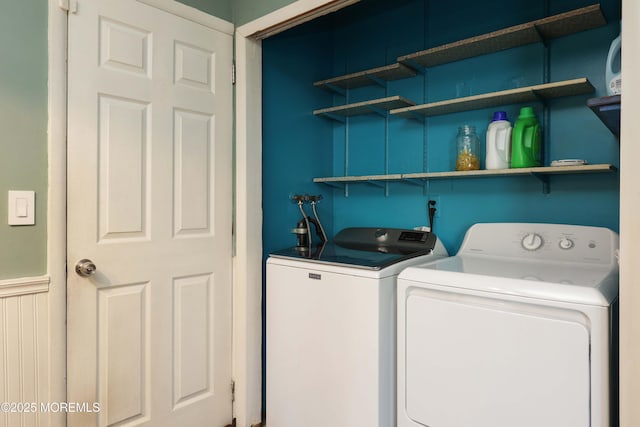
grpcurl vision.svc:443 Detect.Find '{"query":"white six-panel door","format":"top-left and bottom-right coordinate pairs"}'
top-left (66, 0), bottom-right (233, 425)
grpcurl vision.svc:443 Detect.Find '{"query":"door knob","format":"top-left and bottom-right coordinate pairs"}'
top-left (75, 259), bottom-right (97, 277)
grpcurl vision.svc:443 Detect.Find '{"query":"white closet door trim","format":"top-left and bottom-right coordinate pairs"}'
top-left (48, 0), bottom-right (68, 425)
top-left (235, 2), bottom-right (358, 426)
top-left (620, 1), bottom-right (640, 425)
top-left (236, 0), bottom-right (359, 39)
top-left (234, 34), bottom-right (263, 427)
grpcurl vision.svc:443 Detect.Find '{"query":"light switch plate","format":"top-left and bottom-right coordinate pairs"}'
top-left (8, 191), bottom-right (35, 225)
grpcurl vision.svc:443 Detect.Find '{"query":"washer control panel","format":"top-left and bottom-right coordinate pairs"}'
top-left (460, 223), bottom-right (619, 264)
top-left (520, 234), bottom-right (576, 251)
top-left (334, 227), bottom-right (437, 255)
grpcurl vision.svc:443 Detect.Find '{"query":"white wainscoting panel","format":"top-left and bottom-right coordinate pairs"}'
top-left (0, 277), bottom-right (50, 427)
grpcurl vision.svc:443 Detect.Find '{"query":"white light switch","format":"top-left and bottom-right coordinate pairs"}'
top-left (8, 191), bottom-right (35, 225)
top-left (16, 198), bottom-right (28, 217)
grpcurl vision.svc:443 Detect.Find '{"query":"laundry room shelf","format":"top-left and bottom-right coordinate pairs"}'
top-left (312, 5), bottom-right (605, 94)
top-left (314, 95), bottom-right (416, 120)
top-left (314, 173), bottom-right (403, 184)
top-left (400, 163), bottom-right (617, 180)
top-left (587, 95), bottom-right (620, 138)
top-left (314, 164), bottom-right (617, 193)
top-left (390, 78), bottom-right (595, 119)
top-left (313, 63), bottom-right (418, 93)
top-left (309, 4), bottom-right (611, 195)
top-left (397, 4), bottom-right (606, 69)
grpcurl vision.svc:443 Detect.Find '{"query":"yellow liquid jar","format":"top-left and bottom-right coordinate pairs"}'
top-left (456, 125), bottom-right (480, 171)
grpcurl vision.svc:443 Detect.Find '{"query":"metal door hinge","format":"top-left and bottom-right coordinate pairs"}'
top-left (232, 62), bottom-right (236, 85)
top-left (231, 380), bottom-right (235, 402)
top-left (59, 0), bottom-right (78, 13)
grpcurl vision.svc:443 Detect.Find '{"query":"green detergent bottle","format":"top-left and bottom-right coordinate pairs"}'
top-left (511, 107), bottom-right (541, 168)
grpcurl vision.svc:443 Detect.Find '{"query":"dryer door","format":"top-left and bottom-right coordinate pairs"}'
top-left (403, 286), bottom-right (590, 427)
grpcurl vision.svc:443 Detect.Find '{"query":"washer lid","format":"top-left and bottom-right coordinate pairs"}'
top-left (269, 243), bottom-right (433, 270)
top-left (400, 255), bottom-right (618, 306)
top-left (270, 227), bottom-right (446, 270)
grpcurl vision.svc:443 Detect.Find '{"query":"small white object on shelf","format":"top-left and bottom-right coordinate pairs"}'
top-left (550, 159), bottom-right (588, 167)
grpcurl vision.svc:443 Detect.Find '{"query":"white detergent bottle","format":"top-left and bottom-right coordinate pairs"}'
top-left (485, 111), bottom-right (512, 170)
top-left (606, 21), bottom-right (621, 96)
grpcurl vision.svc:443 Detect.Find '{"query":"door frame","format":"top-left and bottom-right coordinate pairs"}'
top-left (48, 1), bottom-right (68, 425)
top-left (619, 1), bottom-right (640, 426)
top-left (233, 1), bottom-right (358, 425)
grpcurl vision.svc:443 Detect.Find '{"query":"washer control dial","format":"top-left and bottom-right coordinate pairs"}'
top-left (558, 237), bottom-right (574, 250)
top-left (521, 233), bottom-right (544, 251)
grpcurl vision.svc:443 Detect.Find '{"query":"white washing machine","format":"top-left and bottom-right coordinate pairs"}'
top-left (397, 223), bottom-right (619, 427)
top-left (267, 227), bottom-right (447, 427)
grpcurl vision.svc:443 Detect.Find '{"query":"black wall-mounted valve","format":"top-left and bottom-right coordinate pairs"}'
top-left (427, 199), bottom-right (437, 233)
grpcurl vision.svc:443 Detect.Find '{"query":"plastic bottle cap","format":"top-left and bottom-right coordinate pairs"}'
top-left (519, 107), bottom-right (536, 118)
top-left (492, 111), bottom-right (508, 121)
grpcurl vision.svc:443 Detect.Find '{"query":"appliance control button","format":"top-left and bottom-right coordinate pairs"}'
top-left (558, 237), bottom-right (574, 250)
top-left (374, 229), bottom-right (388, 241)
top-left (521, 233), bottom-right (543, 251)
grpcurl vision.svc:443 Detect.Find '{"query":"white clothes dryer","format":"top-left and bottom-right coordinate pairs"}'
top-left (267, 227), bottom-right (447, 427)
top-left (397, 223), bottom-right (619, 427)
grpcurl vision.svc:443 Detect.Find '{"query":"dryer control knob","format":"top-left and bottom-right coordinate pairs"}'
top-left (558, 237), bottom-right (574, 250)
top-left (521, 233), bottom-right (543, 251)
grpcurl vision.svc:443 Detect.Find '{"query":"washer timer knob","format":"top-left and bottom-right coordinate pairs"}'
top-left (558, 237), bottom-right (574, 250)
top-left (521, 233), bottom-right (544, 251)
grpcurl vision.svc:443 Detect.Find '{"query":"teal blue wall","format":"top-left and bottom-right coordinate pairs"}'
top-left (263, 20), bottom-right (335, 256)
top-left (263, 0), bottom-right (621, 256)
top-left (0, 0), bottom-right (48, 279)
